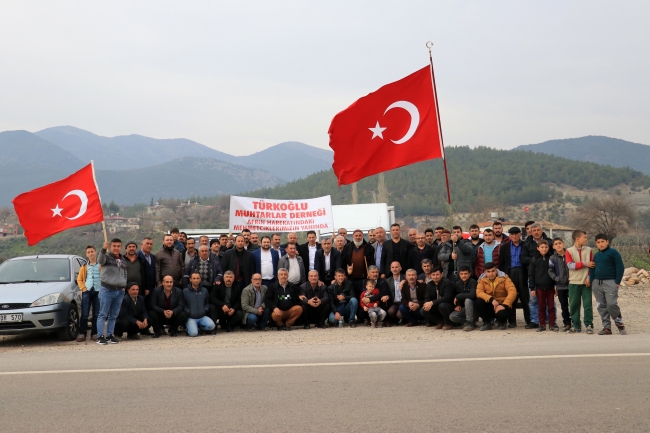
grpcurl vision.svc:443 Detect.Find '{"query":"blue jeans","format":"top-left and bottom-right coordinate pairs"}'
top-left (328, 298), bottom-right (359, 324)
top-left (529, 291), bottom-right (556, 324)
top-left (80, 290), bottom-right (100, 335)
top-left (186, 316), bottom-right (216, 337)
top-left (246, 308), bottom-right (271, 329)
top-left (399, 304), bottom-right (425, 324)
top-left (97, 287), bottom-right (124, 337)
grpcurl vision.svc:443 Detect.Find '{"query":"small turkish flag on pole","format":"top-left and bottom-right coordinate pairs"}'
top-left (329, 65), bottom-right (443, 186)
top-left (12, 163), bottom-right (105, 246)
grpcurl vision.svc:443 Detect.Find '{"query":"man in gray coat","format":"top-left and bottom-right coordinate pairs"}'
top-left (277, 243), bottom-right (306, 285)
top-left (438, 227), bottom-right (472, 281)
top-left (96, 238), bottom-right (128, 345)
top-left (241, 273), bottom-right (271, 331)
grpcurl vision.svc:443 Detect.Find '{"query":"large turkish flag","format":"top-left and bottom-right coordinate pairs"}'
top-left (328, 65), bottom-right (443, 186)
top-left (12, 164), bottom-right (105, 245)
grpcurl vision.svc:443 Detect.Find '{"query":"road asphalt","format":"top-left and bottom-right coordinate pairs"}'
top-left (1, 334), bottom-right (649, 432)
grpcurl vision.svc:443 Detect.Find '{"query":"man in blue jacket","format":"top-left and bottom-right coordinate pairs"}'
top-left (589, 234), bottom-right (626, 335)
top-left (252, 236), bottom-right (279, 287)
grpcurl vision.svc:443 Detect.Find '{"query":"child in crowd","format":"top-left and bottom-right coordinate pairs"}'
top-left (566, 230), bottom-right (595, 334)
top-left (528, 240), bottom-right (558, 332)
top-left (590, 234), bottom-right (627, 335)
top-left (548, 238), bottom-right (572, 332)
top-left (361, 280), bottom-right (386, 328)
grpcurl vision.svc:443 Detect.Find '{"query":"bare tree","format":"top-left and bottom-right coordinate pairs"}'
top-left (0, 207), bottom-right (12, 225)
top-left (569, 195), bottom-right (636, 242)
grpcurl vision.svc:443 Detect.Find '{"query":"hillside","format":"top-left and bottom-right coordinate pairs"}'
top-left (244, 146), bottom-right (650, 217)
top-left (514, 136), bottom-right (650, 175)
top-left (95, 157), bottom-right (284, 204)
top-left (0, 131), bottom-right (86, 205)
top-left (34, 126), bottom-right (332, 180)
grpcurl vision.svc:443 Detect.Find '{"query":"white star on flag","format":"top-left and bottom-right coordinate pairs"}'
top-left (368, 121), bottom-right (386, 140)
top-left (51, 205), bottom-right (63, 217)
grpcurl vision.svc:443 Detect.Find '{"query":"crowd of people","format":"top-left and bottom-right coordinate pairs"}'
top-left (77, 221), bottom-right (628, 345)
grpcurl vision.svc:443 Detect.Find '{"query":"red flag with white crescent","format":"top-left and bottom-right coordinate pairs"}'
top-left (12, 163), bottom-right (104, 245)
top-left (328, 65), bottom-right (443, 186)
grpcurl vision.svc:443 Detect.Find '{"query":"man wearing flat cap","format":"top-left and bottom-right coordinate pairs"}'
top-left (124, 240), bottom-right (149, 298)
top-left (498, 226), bottom-right (530, 328)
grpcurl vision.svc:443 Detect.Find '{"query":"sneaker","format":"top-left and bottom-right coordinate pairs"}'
top-left (561, 324), bottom-right (572, 332)
top-left (536, 325), bottom-right (547, 332)
top-left (76, 334), bottom-right (86, 342)
top-left (616, 324), bottom-right (627, 335)
top-left (479, 323), bottom-right (492, 331)
top-left (598, 328), bottom-right (612, 335)
top-left (586, 325), bottom-right (594, 334)
top-left (549, 324), bottom-right (560, 332)
top-left (107, 335), bottom-right (119, 344)
top-left (96, 336), bottom-right (107, 345)
top-left (525, 322), bottom-right (539, 329)
top-left (463, 323), bottom-right (474, 332)
top-left (569, 327), bottom-right (582, 333)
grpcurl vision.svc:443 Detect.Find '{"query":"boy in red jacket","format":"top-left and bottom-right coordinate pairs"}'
top-left (361, 280), bottom-right (386, 328)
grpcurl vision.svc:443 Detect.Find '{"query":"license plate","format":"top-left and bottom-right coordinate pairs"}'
top-left (0, 313), bottom-right (23, 323)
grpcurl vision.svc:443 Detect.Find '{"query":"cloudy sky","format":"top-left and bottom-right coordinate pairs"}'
top-left (1, 1), bottom-right (648, 155)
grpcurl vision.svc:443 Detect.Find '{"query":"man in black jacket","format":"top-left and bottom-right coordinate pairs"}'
top-left (221, 235), bottom-right (255, 290)
top-left (267, 268), bottom-right (303, 330)
top-left (299, 270), bottom-right (330, 329)
top-left (420, 267), bottom-right (456, 329)
top-left (407, 232), bottom-right (437, 275)
top-left (448, 266), bottom-right (477, 331)
top-left (341, 230), bottom-right (375, 296)
top-left (314, 238), bottom-right (341, 284)
top-left (137, 237), bottom-right (157, 302)
top-left (209, 270), bottom-right (244, 332)
top-left (327, 268), bottom-right (358, 327)
top-left (380, 223), bottom-right (412, 277)
top-left (520, 223), bottom-right (553, 328)
top-left (115, 283), bottom-right (150, 339)
top-left (358, 265), bottom-right (390, 324)
top-left (148, 275), bottom-right (188, 337)
top-left (298, 230), bottom-right (322, 272)
top-left (183, 245), bottom-right (224, 291)
top-left (124, 241), bottom-right (148, 297)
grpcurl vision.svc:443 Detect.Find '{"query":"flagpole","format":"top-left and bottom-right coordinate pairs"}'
top-left (90, 160), bottom-right (107, 243)
top-left (426, 41), bottom-right (451, 204)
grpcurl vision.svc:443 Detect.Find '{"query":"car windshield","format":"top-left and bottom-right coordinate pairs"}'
top-left (0, 258), bottom-right (70, 283)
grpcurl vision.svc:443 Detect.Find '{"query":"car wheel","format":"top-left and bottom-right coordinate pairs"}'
top-left (57, 304), bottom-right (79, 341)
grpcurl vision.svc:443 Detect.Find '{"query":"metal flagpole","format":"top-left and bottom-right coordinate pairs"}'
top-left (90, 160), bottom-right (108, 243)
top-left (426, 41), bottom-right (452, 204)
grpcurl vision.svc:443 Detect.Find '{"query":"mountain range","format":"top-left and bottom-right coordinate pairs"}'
top-left (0, 127), bottom-right (333, 206)
top-left (515, 135), bottom-right (650, 175)
top-left (1, 127), bottom-right (649, 208)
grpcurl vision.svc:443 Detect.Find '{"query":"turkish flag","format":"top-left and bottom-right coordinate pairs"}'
top-left (328, 65), bottom-right (443, 186)
top-left (12, 164), bottom-right (104, 245)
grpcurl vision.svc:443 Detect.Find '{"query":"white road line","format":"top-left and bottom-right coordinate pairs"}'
top-left (1, 353), bottom-right (649, 376)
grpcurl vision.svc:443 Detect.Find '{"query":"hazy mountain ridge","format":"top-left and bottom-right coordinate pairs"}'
top-left (515, 135), bottom-right (650, 175)
top-left (35, 126), bottom-right (333, 180)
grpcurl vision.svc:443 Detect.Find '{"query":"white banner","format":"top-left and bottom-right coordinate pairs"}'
top-left (229, 195), bottom-right (334, 233)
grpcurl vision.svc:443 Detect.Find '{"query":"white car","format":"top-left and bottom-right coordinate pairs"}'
top-left (0, 255), bottom-right (84, 341)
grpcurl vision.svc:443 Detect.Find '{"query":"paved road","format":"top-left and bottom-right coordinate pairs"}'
top-left (2, 335), bottom-right (649, 432)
